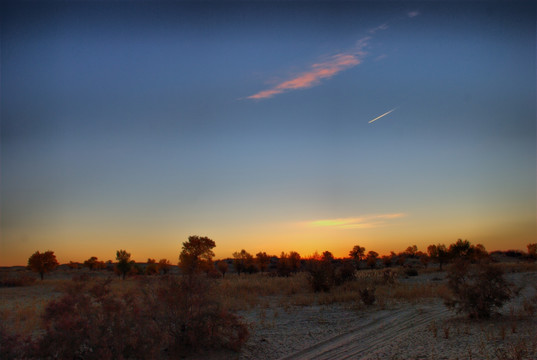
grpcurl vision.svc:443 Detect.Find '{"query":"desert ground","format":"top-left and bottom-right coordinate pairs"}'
top-left (1, 261), bottom-right (536, 359)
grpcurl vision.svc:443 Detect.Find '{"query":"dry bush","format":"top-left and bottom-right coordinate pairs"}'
top-left (3, 274), bottom-right (248, 359)
top-left (147, 275), bottom-right (249, 355)
top-left (37, 277), bottom-right (162, 359)
top-left (306, 258), bottom-right (334, 292)
top-left (444, 260), bottom-right (514, 318)
top-left (359, 287), bottom-right (376, 305)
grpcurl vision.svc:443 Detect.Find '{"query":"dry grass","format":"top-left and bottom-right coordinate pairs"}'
top-left (215, 268), bottom-right (451, 311)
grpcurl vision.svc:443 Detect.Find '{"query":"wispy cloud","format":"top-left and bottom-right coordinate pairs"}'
top-left (246, 37), bottom-right (370, 100)
top-left (302, 213), bottom-right (405, 229)
top-left (407, 10), bottom-right (420, 18)
top-left (368, 23), bottom-right (389, 34)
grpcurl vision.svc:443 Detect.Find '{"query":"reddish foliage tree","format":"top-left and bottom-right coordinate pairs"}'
top-left (28, 251), bottom-right (59, 280)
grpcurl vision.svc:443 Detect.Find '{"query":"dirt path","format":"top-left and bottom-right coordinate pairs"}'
top-left (279, 302), bottom-right (451, 360)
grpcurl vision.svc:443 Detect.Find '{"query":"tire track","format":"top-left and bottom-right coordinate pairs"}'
top-left (279, 302), bottom-right (451, 360)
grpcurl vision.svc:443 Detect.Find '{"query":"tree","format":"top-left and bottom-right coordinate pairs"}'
top-left (217, 260), bottom-right (229, 277)
top-left (116, 250), bottom-right (132, 280)
top-left (157, 259), bottom-right (171, 274)
top-left (321, 251), bottom-right (334, 262)
top-left (527, 243), bottom-right (537, 260)
top-left (255, 252), bottom-right (271, 272)
top-left (349, 245), bottom-right (365, 269)
top-left (233, 249), bottom-right (257, 275)
top-left (448, 239), bottom-right (472, 259)
top-left (366, 251), bottom-right (378, 269)
top-left (146, 258), bottom-right (158, 275)
top-left (404, 245), bottom-right (418, 258)
top-left (28, 251), bottom-right (59, 280)
top-left (427, 244), bottom-right (449, 270)
top-left (84, 256), bottom-right (105, 270)
top-left (179, 236), bottom-right (216, 275)
top-left (67, 261), bottom-right (80, 269)
top-left (288, 251), bottom-right (301, 273)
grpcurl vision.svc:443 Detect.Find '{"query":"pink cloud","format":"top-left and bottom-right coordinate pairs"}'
top-left (408, 11), bottom-right (420, 18)
top-left (246, 47), bottom-right (367, 100)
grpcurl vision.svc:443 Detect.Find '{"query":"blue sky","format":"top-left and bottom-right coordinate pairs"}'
top-left (1, 1), bottom-right (535, 265)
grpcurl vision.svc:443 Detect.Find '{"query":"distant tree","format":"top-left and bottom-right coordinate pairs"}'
top-left (472, 244), bottom-right (488, 262)
top-left (84, 256), bottom-right (105, 270)
top-left (366, 251), bottom-right (379, 269)
top-left (116, 250), bottom-right (132, 280)
top-left (146, 258), bottom-right (158, 275)
top-left (217, 260), bottom-right (228, 277)
top-left (420, 254), bottom-right (430, 268)
top-left (428, 244), bottom-right (449, 270)
top-left (67, 261), bottom-right (80, 269)
top-left (255, 252), bottom-right (271, 272)
top-left (322, 251), bottom-right (334, 262)
top-left (277, 252), bottom-right (291, 277)
top-left (449, 239), bottom-right (472, 259)
top-left (28, 251), bottom-right (59, 280)
top-left (288, 251), bottom-right (301, 273)
top-left (178, 236), bottom-right (216, 275)
top-left (157, 259), bottom-right (171, 274)
top-left (381, 255), bottom-right (393, 267)
top-left (233, 250), bottom-right (257, 275)
top-left (349, 245), bottom-right (365, 269)
top-left (528, 243), bottom-right (537, 260)
top-left (404, 245), bottom-right (418, 258)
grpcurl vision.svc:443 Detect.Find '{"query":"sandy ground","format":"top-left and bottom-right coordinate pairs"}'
top-left (2, 267), bottom-right (536, 359)
top-left (238, 271), bottom-right (537, 360)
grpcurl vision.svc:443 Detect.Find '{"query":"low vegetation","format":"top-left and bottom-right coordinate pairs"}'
top-left (1, 238), bottom-right (536, 358)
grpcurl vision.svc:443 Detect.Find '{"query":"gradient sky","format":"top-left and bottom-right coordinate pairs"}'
top-left (1, 1), bottom-right (535, 266)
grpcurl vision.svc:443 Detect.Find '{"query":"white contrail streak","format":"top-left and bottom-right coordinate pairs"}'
top-left (368, 107), bottom-right (397, 123)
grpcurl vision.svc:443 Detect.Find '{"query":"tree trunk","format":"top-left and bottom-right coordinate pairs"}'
top-left (40, 272), bottom-right (44, 280)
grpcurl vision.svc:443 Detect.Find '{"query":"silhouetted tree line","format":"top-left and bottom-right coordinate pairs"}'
top-left (25, 240), bottom-right (537, 282)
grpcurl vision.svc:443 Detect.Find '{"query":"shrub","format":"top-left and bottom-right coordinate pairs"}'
top-left (38, 278), bottom-right (162, 359)
top-left (334, 261), bottom-right (355, 285)
top-left (306, 255), bottom-right (333, 292)
top-left (444, 260), bottom-right (513, 318)
top-left (35, 274), bottom-right (248, 358)
top-left (359, 287), bottom-right (376, 305)
top-left (151, 275), bottom-right (249, 354)
top-left (405, 267), bottom-right (418, 277)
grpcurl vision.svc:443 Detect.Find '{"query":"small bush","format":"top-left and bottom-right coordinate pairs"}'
top-left (405, 267), bottom-right (418, 277)
top-left (444, 260), bottom-right (513, 318)
top-left (333, 261), bottom-right (355, 285)
top-left (359, 287), bottom-right (376, 305)
top-left (306, 258), bottom-right (333, 292)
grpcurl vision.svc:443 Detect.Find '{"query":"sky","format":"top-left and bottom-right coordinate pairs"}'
top-left (1, 1), bottom-right (535, 266)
